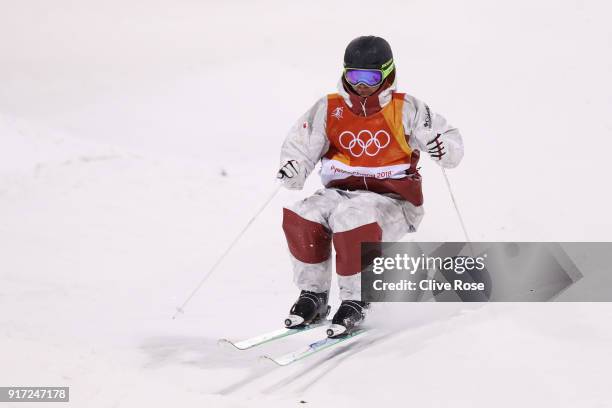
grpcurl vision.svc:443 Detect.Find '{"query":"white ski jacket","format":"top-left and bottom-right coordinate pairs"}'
top-left (280, 78), bottom-right (464, 192)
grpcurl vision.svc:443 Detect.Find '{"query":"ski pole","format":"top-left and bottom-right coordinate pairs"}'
top-left (172, 184), bottom-right (282, 319)
top-left (440, 168), bottom-right (473, 248)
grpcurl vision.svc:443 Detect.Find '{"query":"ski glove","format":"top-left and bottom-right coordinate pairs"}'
top-left (426, 133), bottom-right (446, 160)
top-left (277, 160), bottom-right (305, 190)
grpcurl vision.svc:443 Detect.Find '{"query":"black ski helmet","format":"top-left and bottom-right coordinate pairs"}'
top-left (343, 36), bottom-right (394, 70)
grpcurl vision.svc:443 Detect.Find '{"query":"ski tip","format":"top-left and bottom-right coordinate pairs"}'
top-left (217, 338), bottom-right (246, 350)
top-left (258, 355), bottom-right (286, 366)
top-left (217, 338), bottom-right (231, 347)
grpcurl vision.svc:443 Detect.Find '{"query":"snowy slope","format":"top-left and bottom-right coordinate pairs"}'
top-left (1, 0), bottom-right (612, 407)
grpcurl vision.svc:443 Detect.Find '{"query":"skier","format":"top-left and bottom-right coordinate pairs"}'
top-left (277, 36), bottom-right (464, 337)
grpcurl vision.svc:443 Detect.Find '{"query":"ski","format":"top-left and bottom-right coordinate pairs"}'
top-left (260, 329), bottom-right (368, 366)
top-left (218, 321), bottom-right (329, 350)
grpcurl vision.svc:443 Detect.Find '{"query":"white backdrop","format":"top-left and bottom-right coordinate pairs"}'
top-left (1, 1), bottom-right (611, 407)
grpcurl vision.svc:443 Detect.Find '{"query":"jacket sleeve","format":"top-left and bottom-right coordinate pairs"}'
top-left (403, 95), bottom-right (464, 168)
top-left (279, 97), bottom-right (330, 187)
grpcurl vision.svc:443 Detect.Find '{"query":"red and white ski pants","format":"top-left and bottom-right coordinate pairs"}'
top-left (282, 188), bottom-right (424, 301)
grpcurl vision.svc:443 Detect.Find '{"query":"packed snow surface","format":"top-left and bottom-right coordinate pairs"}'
top-left (1, 1), bottom-right (611, 407)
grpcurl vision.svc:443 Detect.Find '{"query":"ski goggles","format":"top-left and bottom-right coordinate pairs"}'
top-left (344, 58), bottom-right (395, 87)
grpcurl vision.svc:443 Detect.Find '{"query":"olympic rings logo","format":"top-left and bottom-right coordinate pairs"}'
top-left (338, 130), bottom-right (391, 157)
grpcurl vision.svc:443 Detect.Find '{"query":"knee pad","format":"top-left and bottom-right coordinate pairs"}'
top-left (283, 208), bottom-right (332, 264)
top-left (333, 222), bottom-right (382, 276)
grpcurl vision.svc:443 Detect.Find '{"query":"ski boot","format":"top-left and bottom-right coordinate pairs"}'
top-left (326, 300), bottom-right (369, 338)
top-left (284, 290), bottom-right (330, 328)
